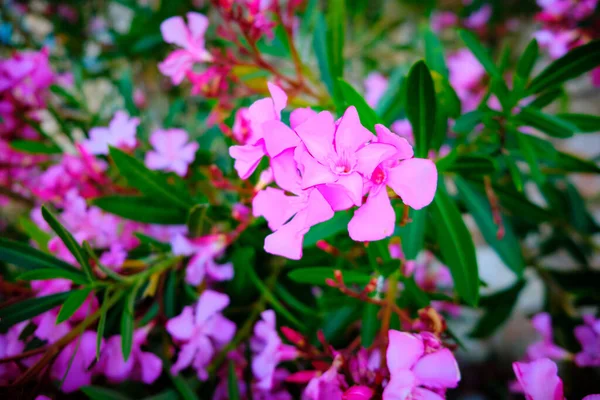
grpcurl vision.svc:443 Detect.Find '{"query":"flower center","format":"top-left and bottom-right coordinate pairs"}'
top-left (371, 166), bottom-right (386, 185)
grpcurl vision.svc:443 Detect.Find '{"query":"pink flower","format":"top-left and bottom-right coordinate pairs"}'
top-left (534, 29), bottom-right (577, 59)
top-left (145, 129), bottom-right (199, 176)
top-left (431, 11), bottom-right (458, 32)
top-left (159, 12), bottom-right (212, 84)
top-left (464, 5), bottom-right (492, 29)
top-left (574, 314), bottom-right (600, 367)
top-left (51, 331), bottom-right (100, 393)
top-left (512, 358), bottom-right (564, 400)
top-left (97, 325), bottom-right (162, 384)
top-left (448, 49), bottom-right (486, 112)
top-left (0, 323), bottom-right (26, 384)
top-left (527, 313), bottom-right (570, 361)
top-left (82, 111), bottom-right (139, 155)
top-left (383, 330), bottom-right (460, 400)
top-left (302, 359), bottom-right (347, 400)
top-left (251, 310), bottom-right (298, 390)
top-left (343, 386), bottom-right (374, 400)
top-left (171, 234), bottom-right (234, 286)
top-left (229, 82), bottom-right (288, 179)
top-left (348, 125), bottom-right (437, 241)
top-left (364, 72), bottom-right (388, 108)
top-left (166, 290), bottom-right (236, 379)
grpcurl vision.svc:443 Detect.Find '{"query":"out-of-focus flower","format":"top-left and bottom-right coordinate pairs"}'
top-left (464, 4), bottom-right (492, 29)
top-left (0, 323), bottom-right (26, 384)
top-left (166, 290), bottom-right (236, 380)
top-left (343, 386), bottom-right (374, 400)
top-left (364, 72), bottom-right (388, 108)
top-left (527, 313), bottom-right (571, 361)
top-left (171, 234), bottom-right (234, 286)
top-left (574, 314), bottom-right (600, 367)
top-left (51, 331), bottom-right (100, 393)
top-left (512, 358), bottom-right (564, 400)
top-left (431, 11), bottom-right (458, 32)
top-left (82, 111), bottom-right (139, 155)
top-left (145, 129), bottom-right (198, 176)
top-left (448, 49), bottom-right (486, 112)
top-left (302, 356), bottom-right (347, 400)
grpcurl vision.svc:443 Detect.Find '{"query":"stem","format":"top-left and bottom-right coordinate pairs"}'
top-left (380, 272), bottom-right (399, 367)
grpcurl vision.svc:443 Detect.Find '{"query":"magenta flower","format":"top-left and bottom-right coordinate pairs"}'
top-left (229, 82), bottom-right (288, 179)
top-left (82, 111), bottom-right (139, 155)
top-left (251, 310), bottom-right (298, 390)
top-left (574, 314), bottom-right (600, 367)
top-left (527, 313), bottom-right (570, 361)
top-left (145, 129), bottom-right (198, 176)
top-left (430, 11), bottom-right (458, 32)
top-left (464, 4), bottom-right (492, 29)
top-left (166, 290), bottom-right (236, 380)
top-left (302, 362), bottom-right (347, 400)
top-left (0, 323), bottom-right (26, 384)
top-left (348, 125), bottom-right (437, 242)
top-left (51, 331), bottom-right (100, 393)
top-left (343, 386), bottom-right (374, 400)
top-left (171, 233), bottom-right (234, 286)
top-left (97, 325), bottom-right (162, 384)
top-left (158, 12), bottom-right (212, 85)
top-left (383, 330), bottom-right (460, 400)
top-left (448, 49), bottom-right (486, 112)
top-left (364, 72), bottom-right (388, 108)
top-left (512, 358), bottom-right (564, 400)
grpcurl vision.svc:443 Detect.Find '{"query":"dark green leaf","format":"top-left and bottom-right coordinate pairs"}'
top-left (528, 40), bottom-right (600, 94)
top-left (304, 212), bottom-right (351, 247)
top-left (325, 0), bottom-right (345, 109)
top-left (517, 107), bottom-right (576, 138)
top-left (187, 204), bottom-right (211, 237)
top-left (455, 178), bottom-right (524, 277)
top-left (121, 286), bottom-right (137, 361)
top-left (504, 153), bottom-right (524, 192)
top-left (470, 280), bottom-right (526, 338)
top-left (528, 88), bottom-right (564, 109)
top-left (375, 68), bottom-right (407, 124)
top-left (0, 291), bottom-right (72, 329)
top-left (398, 208), bottom-right (426, 260)
top-left (287, 267), bottom-right (371, 285)
top-left (452, 110), bottom-right (483, 135)
top-left (313, 13), bottom-right (334, 99)
top-left (517, 132), bottom-right (544, 184)
top-left (0, 238), bottom-right (84, 275)
top-left (551, 151), bottom-right (600, 174)
top-left (81, 386), bottom-right (131, 400)
top-left (134, 233), bottom-right (171, 252)
top-left (556, 113), bottom-right (600, 133)
top-left (444, 155), bottom-right (498, 176)
top-left (515, 39), bottom-right (539, 83)
top-left (57, 288), bottom-right (93, 323)
top-left (458, 30), bottom-right (500, 78)
top-left (18, 269), bottom-right (88, 285)
top-left (431, 189), bottom-right (479, 306)
top-left (117, 68), bottom-right (137, 116)
top-left (97, 288), bottom-right (112, 360)
top-left (228, 361), bottom-right (241, 400)
top-left (361, 302), bottom-right (379, 347)
top-left (424, 29), bottom-right (448, 79)
top-left (93, 196), bottom-right (188, 224)
top-left (10, 140), bottom-right (61, 154)
top-left (338, 78), bottom-right (380, 131)
top-left (109, 147), bottom-right (194, 210)
top-left (41, 206), bottom-right (94, 282)
top-left (405, 61), bottom-right (436, 158)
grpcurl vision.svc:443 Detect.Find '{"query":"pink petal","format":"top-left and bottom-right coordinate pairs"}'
top-left (166, 306), bottom-right (195, 341)
top-left (375, 124), bottom-right (414, 160)
top-left (290, 108), bottom-right (318, 128)
top-left (267, 82), bottom-right (287, 117)
top-left (138, 351), bottom-right (163, 384)
top-left (335, 106), bottom-right (374, 153)
top-left (264, 213), bottom-right (306, 260)
top-left (387, 158), bottom-right (437, 210)
top-left (185, 254), bottom-right (207, 285)
top-left (295, 145), bottom-right (338, 189)
top-left (186, 12), bottom-right (209, 43)
top-left (195, 290), bottom-right (230, 324)
top-left (271, 148), bottom-right (302, 193)
top-left (229, 143), bottom-right (265, 179)
top-left (294, 111), bottom-right (336, 163)
top-left (382, 369), bottom-right (416, 400)
top-left (248, 98), bottom-right (278, 140)
top-left (318, 183), bottom-right (356, 211)
top-left (355, 143), bottom-right (397, 177)
top-left (170, 234), bottom-right (197, 256)
top-left (205, 260), bottom-right (234, 281)
top-left (103, 337), bottom-right (134, 382)
top-left (253, 187), bottom-right (299, 231)
top-left (336, 172), bottom-right (364, 206)
top-left (531, 313), bottom-right (553, 340)
top-left (207, 314), bottom-right (236, 345)
top-left (298, 188), bottom-right (335, 228)
top-left (145, 151), bottom-right (169, 171)
top-left (348, 186), bottom-right (395, 242)
top-left (158, 50), bottom-right (194, 85)
top-left (413, 348), bottom-right (460, 389)
top-left (513, 358), bottom-right (564, 400)
top-left (386, 331), bottom-right (424, 372)
top-left (262, 120), bottom-right (299, 157)
top-left (160, 16), bottom-right (189, 48)
top-left (171, 341), bottom-right (197, 375)
top-left (411, 388), bottom-right (445, 400)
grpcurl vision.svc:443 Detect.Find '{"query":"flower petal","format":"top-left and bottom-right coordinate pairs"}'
top-left (267, 82), bottom-right (287, 117)
top-left (186, 12), bottom-right (209, 43)
top-left (138, 351), bottom-right (163, 384)
top-left (262, 119), bottom-right (300, 157)
top-left (513, 358), bottom-right (564, 400)
top-left (387, 158), bottom-right (437, 209)
top-left (253, 187), bottom-right (299, 231)
top-left (335, 106), bottom-right (374, 153)
top-left (161, 16), bottom-right (189, 48)
top-left (271, 148), bottom-right (302, 193)
top-left (295, 145), bottom-right (337, 189)
top-left (195, 290), bottom-right (230, 324)
top-left (355, 142), bottom-right (397, 177)
top-left (229, 143), bottom-right (265, 179)
top-left (413, 348), bottom-right (461, 389)
top-left (294, 111), bottom-right (336, 163)
top-left (348, 187), bottom-right (395, 242)
top-left (386, 331), bottom-right (424, 372)
top-left (166, 306), bottom-right (195, 341)
top-left (375, 124), bottom-right (414, 160)
top-left (290, 107), bottom-right (318, 128)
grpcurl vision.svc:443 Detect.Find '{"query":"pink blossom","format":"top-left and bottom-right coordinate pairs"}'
top-left (343, 386), bottom-right (374, 400)
top-left (97, 325), bottom-right (162, 384)
top-left (171, 234), bottom-right (234, 285)
top-left (464, 5), bottom-right (492, 30)
top-left (251, 310), bottom-right (298, 390)
top-left (159, 12), bottom-right (212, 85)
top-left (364, 72), bottom-right (388, 108)
top-left (383, 330), bottom-right (460, 400)
top-left (527, 313), bottom-right (570, 361)
top-left (448, 49), bottom-right (486, 112)
top-left (302, 359), bottom-right (347, 400)
top-left (166, 290), bottom-right (236, 379)
top-left (51, 331), bottom-right (101, 393)
top-left (431, 11), bottom-right (458, 32)
top-left (145, 129), bottom-right (198, 176)
top-left (512, 358), bottom-right (564, 400)
top-left (99, 243), bottom-right (127, 270)
top-left (534, 29), bottom-right (577, 59)
top-left (348, 124), bottom-right (437, 242)
top-left (0, 323), bottom-right (26, 384)
top-left (591, 67), bottom-right (600, 87)
top-left (82, 111), bottom-right (140, 155)
top-left (574, 314), bottom-right (600, 367)
top-left (229, 82), bottom-right (288, 179)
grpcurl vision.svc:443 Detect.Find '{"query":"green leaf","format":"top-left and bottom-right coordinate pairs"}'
top-left (117, 68), bottom-right (137, 116)
top-left (0, 238), bottom-right (84, 277)
top-left (444, 155), bottom-right (498, 176)
top-left (121, 286), bottom-right (137, 361)
top-left (458, 30), bottom-right (500, 78)
top-left (167, 371), bottom-right (200, 400)
top-left (57, 288), bottom-right (93, 323)
top-left (42, 205), bottom-right (94, 282)
top-left (487, 182), bottom-right (553, 223)
top-left (92, 196), bottom-right (188, 224)
top-left (313, 13), bottom-right (334, 99)
top-left (18, 269), bottom-right (88, 285)
top-left (556, 113), bottom-right (600, 133)
top-left (109, 147), bottom-right (194, 210)
top-left (10, 140), bottom-right (61, 154)
top-left (515, 39), bottom-right (539, 83)
top-left (528, 88), bottom-right (564, 109)
top-left (50, 84), bottom-right (80, 106)
top-left (361, 301), bottom-right (379, 347)
top-left (304, 212), bottom-right (351, 247)
top-left (97, 289), bottom-right (113, 360)
top-left (81, 386), bottom-right (131, 400)
top-left (287, 267), bottom-right (371, 285)
top-left (455, 178), bottom-right (524, 277)
top-left (469, 280), bottom-right (526, 338)
top-left (18, 216), bottom-right (52, 252)
top-left (186, 204), bottom-right (210, 237)
top-left (227, 361), bottom-right (241, 400)
top-left (134, 233), bottom-right (171, 252)
top-left (375, 68), bottom-right (407, 124)
top-left (517, 132), bottom-right (544, 184)
top-left (398, 208), bottom-right (426, 260)
top-left (528, 40), bottom-right (600, 94)
top-left (338, 78), bottom-right (380, 131)
top-left (424, 29), bottom-right (448, 79)
top-left (504, 153), bottom-right (524, 192)
top-left (325, 0), bottom-right (345, 109)
top-left (405, 61), bottom-right (436, 158)
top-left (453, 110), bottom-right (484, 134)
top-left (0, 291), bottom-right (72, 329)
top-left (552, 151), bottom-right (600, 174)
top-left (517, 107), bottom-right (576, 138)
top-left (430, 189), bottom-right (479, 306)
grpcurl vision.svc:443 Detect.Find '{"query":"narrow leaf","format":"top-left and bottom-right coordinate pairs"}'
top-left (81, 386), bottom-right (131, 400)
top-left (10, 140), bottom-right (61, 154)
top-left (424, 29), bottom-right (449, 79)
top-left (304, 212), bottom-right (351, 247)
top-left (556, 113), bottom-right (600, 133)
top-left (287, 267), bottom-right (371, 285)
top-left (57, 288), bottom-right (93, 323)
top-left (518, 107), bottom-right (576, 138)
top-left (469, 280), bottom-right (526, 338)
top-left (17, 269), bottom-right (89, 285)
top-left (325, 0), bottom-right (345, 109)
top-left (405, 61), bottom-right (436, 158)
top-left (228, 361), bottom-right (241, 400)
top-left (398, 208), bottom-right (426, 260)
top-left (452, 110), bottom-right (484, 134)
top-left (93, 196), bottom-right (188, 224)
top-left (361, 301), bottom-right (379, 347)
top-left (338, 78), bottom-right (380, 131)
top-left (515, 39), bottom-right (539, 82)
top-left (517, 132), bottom-right (544, 184)
top-left (458, 30), bottom-right (500, 78)
top-left (121, 286), bottom-right (138, 361)
top-left (0, 291), bottom-right (72, 329)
